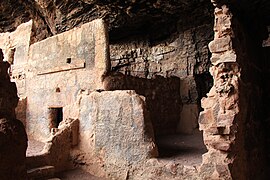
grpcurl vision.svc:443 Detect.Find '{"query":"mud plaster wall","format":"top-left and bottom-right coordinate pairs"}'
top-left (26, 19), bottom-right (109, 141)
top-left (108, 18), bottom-right (213, 136)
top-left (74, 90), bottom-right (157, 178)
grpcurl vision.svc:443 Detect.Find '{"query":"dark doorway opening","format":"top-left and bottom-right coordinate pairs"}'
top-left (49, 107), bottom-right (63, 128)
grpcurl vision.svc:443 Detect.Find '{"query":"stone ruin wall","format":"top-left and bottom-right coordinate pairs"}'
top-left (0, 21), bottom-right (33, 126)
top-left (74, 90), bottom-right (157, 178)
top-left (0, 12), bottom-right (215, 140)
top-left (0, 19), bottom-right (110, 140)
top-left (26, 19), bottom-right (109, 140)
top-left (198, 1), bottom-right (267, 179)
top-left (0, 19), bottom-right (158, 178)
top-left (0, 0), bottom-right (268, 178)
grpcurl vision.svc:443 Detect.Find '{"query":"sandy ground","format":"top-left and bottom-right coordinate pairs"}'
top-left (26, 130), bottom-right (205, 178)
top-left (156, 129), bottom-right (207, 166)
top-left (55, 168), bottom-right (106, 180)
top-left (26, 140), bottom-right (106, 179)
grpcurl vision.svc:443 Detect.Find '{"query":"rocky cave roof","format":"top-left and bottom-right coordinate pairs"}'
top-left (0, 0), bottom-right (269, 43)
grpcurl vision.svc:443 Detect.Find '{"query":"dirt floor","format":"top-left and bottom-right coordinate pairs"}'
top-left (156, 129), bottom-right (207, 166)
top-left (26, 130), bottom-right (206, 178)
top-left (55, 168), bottom-right (106, 180)
top-left (27, 140), bottom-right (106, 179)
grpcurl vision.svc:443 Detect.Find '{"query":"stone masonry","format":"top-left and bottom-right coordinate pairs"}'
top-left (198, 2), bottom-right (239, 179)
top-left (1, 0), bottom-right (269, 178)
top-left (26, 19), bottom-right (109, 141)
top-left (198, 1), bottom-right (262, 179)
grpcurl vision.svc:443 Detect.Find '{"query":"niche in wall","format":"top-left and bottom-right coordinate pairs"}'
top-left (48, 107), bottom-right (63, 129)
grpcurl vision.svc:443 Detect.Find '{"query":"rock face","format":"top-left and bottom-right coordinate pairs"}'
top-left (0, 52), bottom-right (27, 179)
top-left (106, 4), bottom-right (214, 136)
top-left (94, 91), bottom-right (158, 178)
top-left (75, 90), bottom-right (158, 179)
top-left (0, 0), bottom-right (214, 43)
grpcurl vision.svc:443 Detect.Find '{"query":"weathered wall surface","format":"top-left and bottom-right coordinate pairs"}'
top-left (104, 74), bottom-right (182, 135)
top-left (72, 90), bottom-right (158, 179)
top-left (0, 0), bottom-right (214, 148)
top-left (0, 21), bottom-right (33, 125)
top-left (4, 1), bottom-right (213, 138)
top-left (108, 16), bottom-right (213, 136)
top-left (0, 20), bottom-right (32, 66)
top-left (198, 1), bottom-right (267, 179)
top-left (26, 118), bottom-right (79, 174)
top-left (26, 19), bottom-right (109, 141)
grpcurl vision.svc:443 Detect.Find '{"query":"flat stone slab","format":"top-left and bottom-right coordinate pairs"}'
top-left (27, 139), bottom-right (45, 157)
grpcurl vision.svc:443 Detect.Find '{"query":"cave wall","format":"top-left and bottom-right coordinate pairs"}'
top-left (106, 10), bottom-right (213, 136)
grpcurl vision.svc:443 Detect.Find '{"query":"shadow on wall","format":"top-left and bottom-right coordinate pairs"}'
top-left (195, 72), bottom-right (213, 111)
top-left (104, 72), bottom-right (182, 136)
top-left (261, 46), bottom-right (270, 177)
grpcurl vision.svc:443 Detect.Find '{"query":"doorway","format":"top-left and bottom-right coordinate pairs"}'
top-left (48, 107), bottom-right (63, 128)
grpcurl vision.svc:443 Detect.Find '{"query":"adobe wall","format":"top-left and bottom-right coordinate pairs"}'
top-left (26, 19), bottom-right (109, 141)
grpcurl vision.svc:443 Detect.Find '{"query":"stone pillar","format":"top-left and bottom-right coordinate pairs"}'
top-left (198, 2), bottom-right (241, 179)
top-left (0, 54), bottom-right (28, 179)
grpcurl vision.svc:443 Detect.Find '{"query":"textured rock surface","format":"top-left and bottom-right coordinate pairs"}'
top-left (2, 0), bottom-right (214, 139)
top-left (198, 4), bottom-right (240, 179)
top-left (0, 52), bottom-right (28, 180)
top-left (198, 1), bottom-right (268, 179)
top-left (0, 0), bottom-right (214, 43)
top-left (0, 0), bottom-right (270, 179)
top-left (74, 90), bottom-right (158, 179)
top-left (104, 74), bottom-right (182, 135)
top-left (106, 16), bottom-right (214, 135)
top-left (1, 0), bottom-right (269, 43)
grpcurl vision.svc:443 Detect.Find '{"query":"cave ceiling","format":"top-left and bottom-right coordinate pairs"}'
top-left (0, 0), bottom-right (269, 42)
